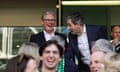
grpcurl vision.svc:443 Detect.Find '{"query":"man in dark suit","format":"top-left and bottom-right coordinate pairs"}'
top-left (65, 12), bottom-right (107, 72)
top-left (30, 11), bottom-right (67, 49)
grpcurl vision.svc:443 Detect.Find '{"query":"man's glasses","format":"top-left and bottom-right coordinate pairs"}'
top-left (43, 19), bottom-right (56, 21)
top-left (113, 32), bottom-right (120, 34)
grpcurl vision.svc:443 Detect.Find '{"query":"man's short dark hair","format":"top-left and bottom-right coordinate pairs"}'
top-left (111, 25), bottom-right (120, 32)
top-left (67, 12), bottom-right (84, 25)
top-left (39, 40), bottom-right (63, 57)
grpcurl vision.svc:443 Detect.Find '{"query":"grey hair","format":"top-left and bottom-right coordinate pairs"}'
top-left (51, 35), bottom-right (65, 48)
top-left (95, 39), bottom-right (113, 53)
top-left (18, 42), bottom-right (39, 60)
top-left (41, 10), bottom-right (56, 20)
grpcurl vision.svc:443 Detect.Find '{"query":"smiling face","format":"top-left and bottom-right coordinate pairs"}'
top-left (66, 19), bottom-right (82, 35)
top-left (41, 44), bottom-right (61, 69)
top-left (42, 14), bottom-right (56, 34)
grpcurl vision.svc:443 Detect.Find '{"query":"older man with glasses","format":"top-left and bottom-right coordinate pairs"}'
top-left (30, 10), bottom-right (68, 49)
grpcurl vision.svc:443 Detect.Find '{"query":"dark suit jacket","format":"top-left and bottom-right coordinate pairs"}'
top-left (65, 59), bottom-right (79, 72)
top-left (65, 25), bottom-right (107, 72)
top-left (30, 31), bottom-right (68, 50)
top-left (6, 56), bottom-right (19, 72)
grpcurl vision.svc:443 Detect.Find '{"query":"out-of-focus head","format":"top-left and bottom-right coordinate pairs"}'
top-left (41, 11), bottom-right (56, 34)
top-left (66, 12), bottom-right (84, 35)
top-left (90, 51), bottom-right (105, 72)
top-left (100, 53), bottom-right (120, 72)
top-left (18, 42), bottom-right (39, 62)
top-left (92, 39), bottom-right (113, 53)
top-left (39, 40), bottom-right (63, 69)
top-left (17, 42), bottom-right (39, 72)
top-left (111, 25), bottom-right (120, 40)
top-left (51, 35), bottom-right (65, 51)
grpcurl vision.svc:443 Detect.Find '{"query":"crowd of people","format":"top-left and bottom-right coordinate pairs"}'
top-left (5, 10), bottom-right (120, 72)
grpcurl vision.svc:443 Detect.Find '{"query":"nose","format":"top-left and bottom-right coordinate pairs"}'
top-left (90, 62), bottom-right (96, 70)
top-left (67, 26), bottom-right (70, 30)
top-left (48, 21), bottom-right (54, 24)
top-left (49, 52), bottom-right (54, 57)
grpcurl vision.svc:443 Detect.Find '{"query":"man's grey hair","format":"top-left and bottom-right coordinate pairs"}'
top-left (18, 42), bottom-right (39, 60)
top-left (41, 10), bottom-right (56, 20)
top-left (51, 35), bottom-right (65, 49)
top-left (95, 39), bottom-right (113, 53)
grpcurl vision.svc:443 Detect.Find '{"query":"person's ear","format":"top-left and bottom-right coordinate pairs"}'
top-left (41, 21), bottom-right (44, 26)
top-left (110, 32), bottom-right (113, 37)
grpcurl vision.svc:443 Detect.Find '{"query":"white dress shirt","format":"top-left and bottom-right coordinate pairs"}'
top-left (110, 40), bottom-right (120, 51)
top-left (43, 30), bottom-right (55, 41)
top-left (77, 24), bottom-right (90, 65)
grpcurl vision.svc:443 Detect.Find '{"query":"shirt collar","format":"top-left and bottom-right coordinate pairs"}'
top-left (43, 30), bottom-right (54, 36)
top-left (83, 24), bottom-right (86, 33)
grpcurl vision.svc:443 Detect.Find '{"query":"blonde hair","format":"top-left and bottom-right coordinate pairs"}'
top-left (100, 53), bottom-right (120, 72)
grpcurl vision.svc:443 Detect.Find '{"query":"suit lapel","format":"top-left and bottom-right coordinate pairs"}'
top-left (41, 31), bottom-right (46, 42)
top-left (38, 31), bottom-right (46, 47)
top-left (71, 34), bottom-right (80, 57)
top-left (86, 25), bottom-right (93, 53)
top-left (86, 25), bottom-right (91, 48)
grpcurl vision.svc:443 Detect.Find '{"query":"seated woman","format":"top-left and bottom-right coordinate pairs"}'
top-left (6, 42), bottom-right (39, 72)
